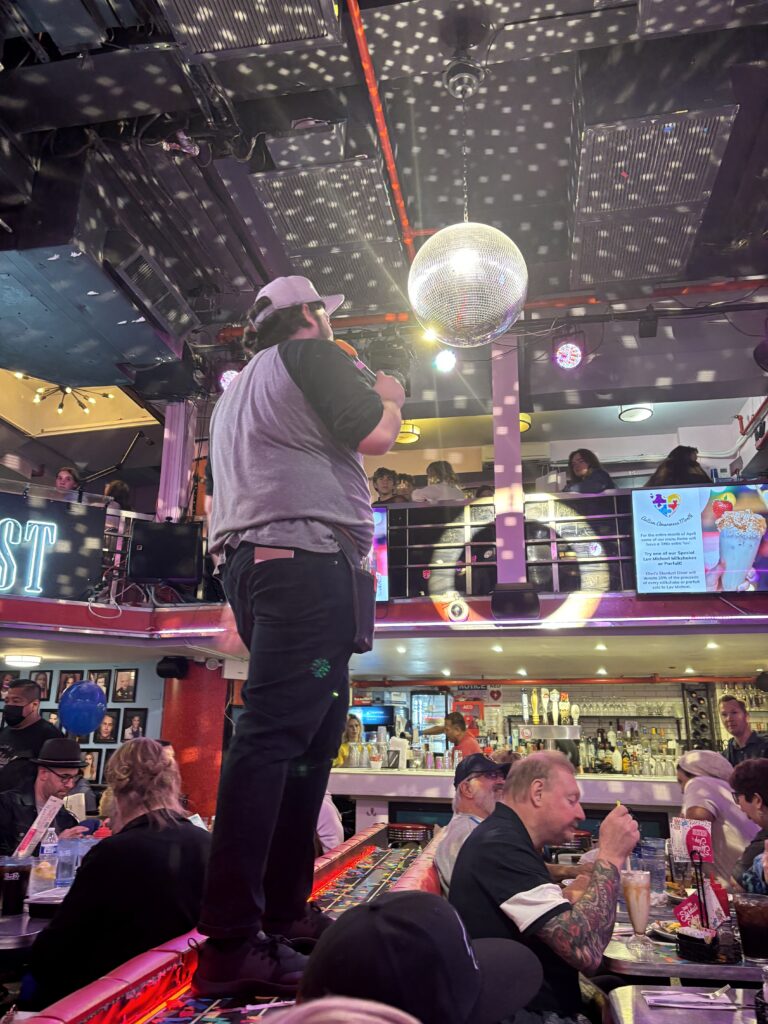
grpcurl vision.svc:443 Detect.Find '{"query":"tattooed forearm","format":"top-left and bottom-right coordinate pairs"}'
top-left (537, 860), bottom-right (620, 973)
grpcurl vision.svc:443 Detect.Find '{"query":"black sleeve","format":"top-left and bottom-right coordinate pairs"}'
top-left (278, 339), bottom-right (384, 448)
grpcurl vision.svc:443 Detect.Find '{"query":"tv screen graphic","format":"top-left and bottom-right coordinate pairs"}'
top-left (632, 484), bottom-right (768, 594)
top-left (372, 507), bottom-right (389, 602)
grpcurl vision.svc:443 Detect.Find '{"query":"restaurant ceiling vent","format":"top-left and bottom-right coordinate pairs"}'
top-left (637, 0), bottom-right (736, 35)
top-left (106, 241), bottom-right (200, 339)
top-left (155, 0), bottom-right (341, 57)
top-left (248, 157), bottom-right (408, 315)
top-left (571, 106), bottom-right (737, 288)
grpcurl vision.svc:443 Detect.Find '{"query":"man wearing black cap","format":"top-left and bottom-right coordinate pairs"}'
top-left (0, 739), bottom-right (88, 855)
top-left (434, 754), bottom-right (509, 895)
top-left (299, 890), bottom-right (543, 1024)
top-left (195, 275), bottom-right (405, 997)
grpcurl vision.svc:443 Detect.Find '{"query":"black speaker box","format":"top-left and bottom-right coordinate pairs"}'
top-left (127, 520), bottom-right (203, 584)
top-left (156, 656), bottom-right (189, 679)
top-left (490, 583), bottom-right (540, 620)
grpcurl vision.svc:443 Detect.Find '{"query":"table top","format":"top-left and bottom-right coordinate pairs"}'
top-left (0, 914), bottom-right (47, 950)
top-left (604, 939), bottom-right (765, 981)
top-left (609, 987), bottom-right (757, 1024)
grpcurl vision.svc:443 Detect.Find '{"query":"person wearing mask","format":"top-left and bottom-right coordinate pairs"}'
top-left (434, 754), bottom-right (510, 894)
top-left (646, 445), bottom-right (712, 486)
top-left (0, 739), bottom-right (87, 855)
top-left (411, 461), bottom-right (465, 503)
top-left (730, 758), bottom-right (768, 892)
top-left (0, 679), bottom-right (62, 793)
top-left (563, 449), bottom-right (616, 494)
top-left (677, 749), bottom-right (759, 884)
top-left (450, 752), bottom-right (638, 1020)
top-left (25, 739), bottom-right (210, 1008)
top-left (720, 695), bottom-right (768, 765)
top-left (394, 473), bottom-right (415, 502)
top-left (55, 466), bottom-right (80, 492)
top-left (371, 468), bottom-right (400, 505)
top-left (423, 712), bottom-right (482, 759)
top-left (196, 275), bottom-right (404, 996)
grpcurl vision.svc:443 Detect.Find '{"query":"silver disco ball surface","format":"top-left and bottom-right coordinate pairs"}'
top-left (408, 222), bottom-right (528, 348)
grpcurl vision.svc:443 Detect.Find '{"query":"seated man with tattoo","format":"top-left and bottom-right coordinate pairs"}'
top-left (450, 751), bottom-right (639, 1020)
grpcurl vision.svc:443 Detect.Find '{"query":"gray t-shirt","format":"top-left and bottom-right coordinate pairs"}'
top-left (208, 338), bottom-right (383, 562)
top-left (434, 812), bottom-right (484, 895)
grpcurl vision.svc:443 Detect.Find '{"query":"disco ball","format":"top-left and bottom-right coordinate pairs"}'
top-left (408, 222), bottom-right (528, 348)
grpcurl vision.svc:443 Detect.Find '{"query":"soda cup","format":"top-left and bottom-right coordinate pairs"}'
top-left (0, 858), bottom-right (32, 915)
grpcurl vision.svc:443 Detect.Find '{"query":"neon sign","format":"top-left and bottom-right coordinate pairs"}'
top-left (0, 518), bottom-right (58, 595)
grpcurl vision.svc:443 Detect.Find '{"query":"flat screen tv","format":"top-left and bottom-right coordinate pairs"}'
top-left (632, 484), bottom-right (768, 594)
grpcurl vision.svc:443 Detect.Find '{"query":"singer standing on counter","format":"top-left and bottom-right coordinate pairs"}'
top-left (196, 276), bottom-right (404, 997)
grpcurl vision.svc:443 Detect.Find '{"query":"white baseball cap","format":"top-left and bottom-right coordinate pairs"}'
top-left (249, 275), bottom-right (344, 327)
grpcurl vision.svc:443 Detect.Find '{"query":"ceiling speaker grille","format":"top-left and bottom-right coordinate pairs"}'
top-left (289, 245), bottom-right (408, 315)
top-left (572, 106), bottom-right (737, 286)
top-left (157, 0), bottom-right (339, 55)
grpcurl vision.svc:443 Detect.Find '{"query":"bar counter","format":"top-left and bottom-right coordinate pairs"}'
top-left (329, 769), bottom-right (681, 832)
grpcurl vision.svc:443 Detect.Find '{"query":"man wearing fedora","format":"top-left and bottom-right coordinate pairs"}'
top-left (197, 275), bottom-right (405, 998)
top-left (0, 738), bottom-right (88, 855)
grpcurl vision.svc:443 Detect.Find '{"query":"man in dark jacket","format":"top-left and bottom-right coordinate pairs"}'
top-left (0, 679), bottom-right (62, 793)
top-left (0, 739), bottom-right (87, 855)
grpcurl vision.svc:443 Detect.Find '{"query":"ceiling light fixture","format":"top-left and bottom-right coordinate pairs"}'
top-left (3, 655), bottom-right (42, 669)
top-left (434, 349), bottom-right (457, 373)
top-left (618, 404), bottom-right (654, 423)
top-left (33, 383), bottom-right (115, 415)
top-left (705, 641), bottom-right (720, 650)
top-left (396, 421), bottom-right (422, 445)
top-left (396, 645), bottom-right (407, 654)
top-left (406, 52), bottom-right (528, 349)
top-left (441, 668), bottom-right (451, 677)
top-left (596, 667), bottom-right (607, 676)
top-left (685, 667), bottom-right (695, 674)
top-left (552, 325), bottom-right (586, 370)
top-left (516, 668), bottom-right (527, 677)
top-left (519, 412), bottom-right (532, 433)
top-left (492, 644), bottom-right (503, 653)
top-left (595, 642), bottom-right (607, 651)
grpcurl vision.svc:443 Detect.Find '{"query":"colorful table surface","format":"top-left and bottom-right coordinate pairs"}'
top-left (604, 938), bottom-right (765, 980)
top-left (609, 987), bottom-right (758, 1024)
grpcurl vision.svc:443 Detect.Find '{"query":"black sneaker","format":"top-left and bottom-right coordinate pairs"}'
top-left (192, 932), bottom-right (308, 998)
top-left (263, 902), bottom-right (335, 944)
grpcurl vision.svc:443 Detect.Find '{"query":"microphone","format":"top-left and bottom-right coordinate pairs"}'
top-left (333, 339), bottom-right (377, 385)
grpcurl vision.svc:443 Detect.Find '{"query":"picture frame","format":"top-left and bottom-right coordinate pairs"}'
top-left (41, 709), bottom-right (61, 729)
top-left (0, 671), bottom-right (19, 699)
top-left (31, 670), bottom-right (52, 701)
top-left (112, 669), bottom-right (138, 703)
top-left (81, 749), bottom-right (101, 784)
top-left (87, 670), bottom-right (112, 698)
top-left (122, 708), bottom-right (147, 742)
top-left (93, 709), bottom-right (121, 746)
top-left (57, 670), bottom-right (84, 701)
top-left (101, 748), bottom-right (116, 784)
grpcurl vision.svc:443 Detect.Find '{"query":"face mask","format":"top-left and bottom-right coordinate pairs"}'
top-left (3, 705), bottom-right (28, 727)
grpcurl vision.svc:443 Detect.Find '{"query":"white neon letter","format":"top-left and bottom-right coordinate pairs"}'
top-left (23, 520), bottom-right (57, 595)
top-left (0, 518), bottom-right (21, 593)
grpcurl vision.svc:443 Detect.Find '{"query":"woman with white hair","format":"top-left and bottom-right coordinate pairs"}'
top-left (677, 749), bottom-right (759, 884)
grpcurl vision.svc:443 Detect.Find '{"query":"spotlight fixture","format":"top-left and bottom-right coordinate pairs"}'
top-left (434, 349), bottom-right (457, 373)
top-left (754, 335), bottom-right (768, 373)
top-left (638, 305), bottom-right (658, 339)
top-left (552, 326), bottom-right (586, 370)
top-left (442, 54), bottom-right (485, 101)
top-left (396, 421), bottom-right (421, 445)
top-left (4, 654), bottom-right (41, 668)
top-left (33, 384), bottom-right (115, 415)
top-left (519, 413), bottom-right (532, 433)
top-left (618, 404), bottom-right (654, 423)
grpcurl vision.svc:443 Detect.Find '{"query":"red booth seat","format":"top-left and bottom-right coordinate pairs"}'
top-left (390, 829), bottom-right (446, 895)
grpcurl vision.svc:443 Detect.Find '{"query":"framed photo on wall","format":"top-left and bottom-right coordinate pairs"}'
top-left (122, 708), bottom-right (147, 742)
top-left (0, 671), bottom-right (19, 699)
top-left (81, 749), bottom-right (101, 783)
top-left (87, 670), bottom-right (112, 698)
top-left (42, 709), bottom-right (61, 729)
top-left (57, 670), bottom-right (84, 701)
top-left (31, 670), bottom-right (52, 700)
top-left (93, 709), bottom-right (121, 746)
top-left (101, 748), bottom-right (116, 784)
top-left (112, 669), bottom-right (138, 703)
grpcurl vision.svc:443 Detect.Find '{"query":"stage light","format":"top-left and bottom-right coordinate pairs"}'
top-left (423, 328), bottom-right (439, 343)
top-left (553, 327), bottom-right (586, 370)
top-left (434, 349), bottom-right (457, 373)
top-left (618, 404), bottom-right (653, 423)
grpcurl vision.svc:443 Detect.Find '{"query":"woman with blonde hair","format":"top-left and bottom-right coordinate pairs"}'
top-left (26, 739), bottom-right (210, 1008)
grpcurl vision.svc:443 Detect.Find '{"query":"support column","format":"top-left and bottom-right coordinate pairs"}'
top-left (162, 662), bottom-right (228, 819)
top-left (491, 343), bottom-right (527, 584)
top-left (156, 400), bottom-right (199, 522)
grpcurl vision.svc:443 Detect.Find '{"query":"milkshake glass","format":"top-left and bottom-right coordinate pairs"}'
top-left (716, 511), bottom-right (766, 590)
top-left (621, 869), bottom-right (652, 956)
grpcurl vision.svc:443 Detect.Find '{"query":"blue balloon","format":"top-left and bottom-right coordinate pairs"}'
top-left (59, 681), bottom-right (107, 736)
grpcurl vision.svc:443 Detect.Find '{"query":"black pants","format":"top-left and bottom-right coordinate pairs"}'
top-left (199, 543), bottom-right (354, 938)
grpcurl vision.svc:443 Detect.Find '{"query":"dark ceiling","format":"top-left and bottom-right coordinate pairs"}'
top-left (0, 0), bottom-right (765, 403)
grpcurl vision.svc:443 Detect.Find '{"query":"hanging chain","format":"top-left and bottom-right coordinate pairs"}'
top-left (461, 96), bottom-right (469, 223)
